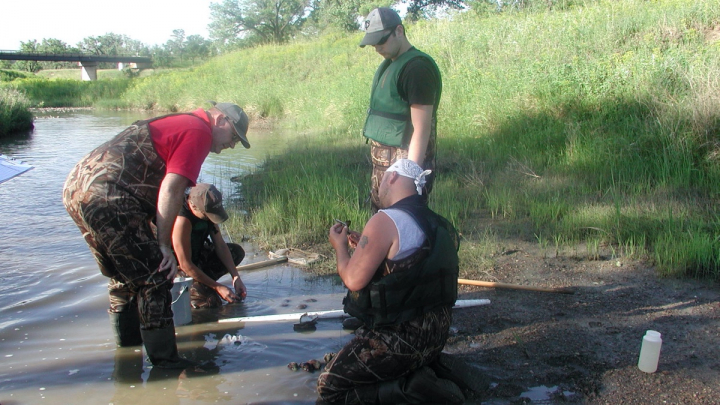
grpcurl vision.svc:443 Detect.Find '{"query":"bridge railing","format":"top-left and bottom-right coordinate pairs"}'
top-left (0, 51), bottom-right (152, 64)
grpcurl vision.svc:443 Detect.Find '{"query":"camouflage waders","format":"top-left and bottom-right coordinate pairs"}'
top-left (317, 306), bottom-right (452, 404)
top-left (369, 138), bottom-right (436, 213)
top-left (63, 116), bottom-right (181, 329)
top-left (179, 242), bottom-right (245, 308)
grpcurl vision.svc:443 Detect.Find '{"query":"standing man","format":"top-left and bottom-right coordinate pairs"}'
top-left (63, 102), bottom-right (250, 369)
top-left (360, 7), bottom-right (442, 212)
top-left (317, 159), bottom-right (463, 404)
top-left (172, 183), bottom-right (247, 308)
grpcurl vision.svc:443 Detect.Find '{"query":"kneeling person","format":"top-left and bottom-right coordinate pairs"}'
top-left (172, 183), bottom-right (247, 308)
top-left (317, 159), bottom-right (463, 404)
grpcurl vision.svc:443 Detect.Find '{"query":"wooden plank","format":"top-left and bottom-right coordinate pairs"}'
top-left (458, 278), bottom-right (575, 294)
top-left (236, 256), bottom-right (288, 271)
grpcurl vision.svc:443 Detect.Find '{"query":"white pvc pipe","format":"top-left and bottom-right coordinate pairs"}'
top-left (217, 299), bottom-right (490, 324)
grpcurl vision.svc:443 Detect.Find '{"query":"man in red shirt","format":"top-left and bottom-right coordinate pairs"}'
top-left (63, 102), bottom-right (249, 369)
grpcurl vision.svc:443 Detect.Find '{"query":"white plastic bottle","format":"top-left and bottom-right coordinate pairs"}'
top-left (638, 330), bottom-right (662, 373)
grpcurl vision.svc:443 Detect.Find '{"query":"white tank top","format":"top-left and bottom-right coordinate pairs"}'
top-left (379, 208), bottom-right (426, 260)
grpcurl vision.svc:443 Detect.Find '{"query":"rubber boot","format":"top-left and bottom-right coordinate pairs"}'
top-left (109, 310), bottom-right (143, 347)
top-left (112, 346), bottom-right (144, 384)
top-left (140, 326), bottom-right (196, 369)
top-left (430, 352), bottom-right (491, 393)
top-left (378, 366), bottom-right (464, 404)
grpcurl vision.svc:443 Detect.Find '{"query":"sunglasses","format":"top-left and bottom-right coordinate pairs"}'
top-left (376, 27), bottom-right (397, 46)
top-left (224, 116), bottom-right (243, 144)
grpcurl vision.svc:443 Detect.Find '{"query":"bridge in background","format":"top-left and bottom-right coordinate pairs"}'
top-left (0, 51), bottom-right (152, 81)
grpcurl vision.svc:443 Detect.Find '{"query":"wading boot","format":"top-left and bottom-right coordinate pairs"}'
top-left (378, 366), bottom-right (464, 404)
top-left (430, 352), bottom-right (491, 394)
top-left (109, 310), bottom-right (143, 347)
top-left (140, 326), bottom-right (196, 369)
top-left (112, 346), bottom-right (144, 384)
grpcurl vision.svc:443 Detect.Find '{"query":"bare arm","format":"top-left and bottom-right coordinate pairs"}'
top-left (329, 213), bottom-right (398, 291)
top-left (171, 216), bottom-right (216, 286)
top-left (156, 173), bottom-right (190, 279)
top-left (209, 226), bottom-right (246, 300)
top-left (407, 104), bottom-right (434, 164)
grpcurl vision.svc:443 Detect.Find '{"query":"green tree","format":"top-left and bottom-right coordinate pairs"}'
top-left (402, 0), bottom-right (466, 21)
top-left (166, 29), bottom-right (186, 60)
top-left (310, 0), bottom-right (366, 32)
top-left (209, 0), bottom-right (315, 46)
top-left (16, 40), bottom-right (41, 73)
top-left (77, 33), bottom-right (150, 68)
top-left (184, 35), bottom-right (212, 62)
top-left (37, 38), bottom-right (76, 69)
top-left (150, 45), bottom-right (173, 68)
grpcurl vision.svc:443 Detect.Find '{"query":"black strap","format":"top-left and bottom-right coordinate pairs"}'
top-left (367, 108), bottom-right (408, 122)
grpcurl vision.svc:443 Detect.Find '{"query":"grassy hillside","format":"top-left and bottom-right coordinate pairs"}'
top-left (125, 0), bottom-right (718, 278)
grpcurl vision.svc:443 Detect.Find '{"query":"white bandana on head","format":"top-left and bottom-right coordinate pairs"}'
top-left (385, 159), bottom-right (432, 195)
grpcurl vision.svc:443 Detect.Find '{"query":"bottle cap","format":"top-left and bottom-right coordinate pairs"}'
top-left (645, 330), bottom-right (662, 340)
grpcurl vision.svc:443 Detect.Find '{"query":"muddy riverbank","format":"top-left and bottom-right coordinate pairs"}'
top-left (445, 239), bottom-right (720, 404)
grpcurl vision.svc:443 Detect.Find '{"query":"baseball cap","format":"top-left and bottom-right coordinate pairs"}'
top-left (188, 183), bottom-right (229, 224)
top-left (360, 8), bottom-right (402, 47)
top-left (209, 101), bottom-right (251, 149)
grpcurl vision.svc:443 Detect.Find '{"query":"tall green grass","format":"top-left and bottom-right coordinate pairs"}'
top-left (3, 78), bottom-right (134, 108)
top-left (0, 88), bottom-right (33, 137)
top-left (204, 0), bottom-right (720, 279)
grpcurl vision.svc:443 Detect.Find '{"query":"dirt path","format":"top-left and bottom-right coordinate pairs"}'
top-left (447, 240), bottom-right (720, 404)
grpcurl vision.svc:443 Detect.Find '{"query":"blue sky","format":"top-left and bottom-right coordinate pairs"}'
top-left (0, 0), bottom-right (215, 50)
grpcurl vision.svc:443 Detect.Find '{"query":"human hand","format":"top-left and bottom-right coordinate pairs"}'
top-left (216, 285), bottom-right (240, 303)
top-left (329, 223), bottom-right (348, 251)
top-left (347, 230), bottom-right (361, 249)
top-left (158, 245), bottom-right (179, 280)
top-left (232, 276), bottom-right (247, 301)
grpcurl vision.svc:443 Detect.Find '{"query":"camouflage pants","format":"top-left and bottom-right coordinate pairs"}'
top-left (317, 306), bottom-right (452, 404)
top-left (67, 181), bottom-right (174, 330)
top-left (180, 242), bottom-right (245, 308)
top-left (369, 140), bottom-right (435, 213)
top-left (62, 121), bottom-right (173, 330)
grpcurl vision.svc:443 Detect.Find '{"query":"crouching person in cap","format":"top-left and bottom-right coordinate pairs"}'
top-left (63, 102), bottom-right (250, 369)
top-left (317, 159), bottom-right (463, 404)
top-left (172, 183), bottom-right (247, 308)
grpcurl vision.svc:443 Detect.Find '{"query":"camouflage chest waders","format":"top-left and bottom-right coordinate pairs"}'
top-left (316, 246), bottom-right (452, 404)
top-left (63, 117), bottom-right (178, 329)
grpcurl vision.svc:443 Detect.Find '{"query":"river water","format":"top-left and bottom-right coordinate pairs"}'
top-left (0, 110), bottom-right (351, 404)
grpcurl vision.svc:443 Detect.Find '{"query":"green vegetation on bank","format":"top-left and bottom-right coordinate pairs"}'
top-left (0, 87), bottom-right (33, 137)
top-left (3, 77), bottom-right (133, 108)
top-left (227, 0), bottom-right (718, 279)
top-left (135, 0), bottom-right (719, 279)
top-left (231, 1), bottom-right (720, 277)
top-left (3, 0), bottom-right (719, 278)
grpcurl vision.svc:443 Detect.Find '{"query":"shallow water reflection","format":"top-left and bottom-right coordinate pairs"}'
top-left (0, 110), bottom-right (352, 404)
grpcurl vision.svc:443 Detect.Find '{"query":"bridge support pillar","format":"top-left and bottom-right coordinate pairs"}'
top-left (79, 61), bottom-right (98, 81)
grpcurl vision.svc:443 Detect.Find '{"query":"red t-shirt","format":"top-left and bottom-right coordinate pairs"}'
top-left (148, 108), bottom-right (213, 185)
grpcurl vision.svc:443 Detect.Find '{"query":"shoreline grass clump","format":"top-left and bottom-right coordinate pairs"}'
top-left (0, 87), bottom-right (33, 137)
top-left (2, 78), bottom-right (133, 108)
